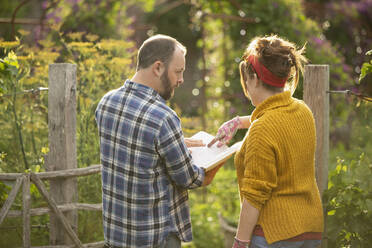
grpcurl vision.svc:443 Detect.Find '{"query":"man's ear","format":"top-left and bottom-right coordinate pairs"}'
top-left (152, 61), bottom-right (165, 78)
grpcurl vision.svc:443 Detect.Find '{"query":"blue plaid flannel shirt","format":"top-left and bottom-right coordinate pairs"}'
top-left (95, 80), bottom-right (205, 247)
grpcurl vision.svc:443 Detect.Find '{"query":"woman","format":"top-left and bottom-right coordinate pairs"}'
top-left (210, 35), bottom-right (324, 248)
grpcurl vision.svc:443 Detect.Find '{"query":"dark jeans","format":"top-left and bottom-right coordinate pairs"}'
top-left (250, 235), bottom-right (321, 248)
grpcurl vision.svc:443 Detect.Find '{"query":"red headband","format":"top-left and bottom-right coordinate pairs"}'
top-left (245, 55), bottom-right (288, 87)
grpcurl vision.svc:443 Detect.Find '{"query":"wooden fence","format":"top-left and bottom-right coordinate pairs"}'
top-left (0, 165), bottom-right (103, 248)
top-left (0, 64), bottom-right (104, 248)
top-left (0, 64), bottom-right (330, 248)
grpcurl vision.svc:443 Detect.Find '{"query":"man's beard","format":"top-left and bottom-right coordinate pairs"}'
top-left (159, 70), bottom-right (174, 101)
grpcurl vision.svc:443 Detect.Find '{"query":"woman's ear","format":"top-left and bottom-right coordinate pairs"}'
top-left (152, 61), bottom-right (165, 78)
top-left (253, 74), bottom-right (260, 88)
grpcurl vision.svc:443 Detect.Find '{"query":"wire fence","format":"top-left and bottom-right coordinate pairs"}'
top-left (1, 87), bottom-right (372, 102)
top-left (0, 87), bottom-right (48, 98)
top-left (327, 90), bottom-right (372, 102)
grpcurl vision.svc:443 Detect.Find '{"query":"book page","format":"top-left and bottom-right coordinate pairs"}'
top-left (188, 131), bottom-right (243, 171)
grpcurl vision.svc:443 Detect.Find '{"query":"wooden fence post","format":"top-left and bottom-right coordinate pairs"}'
top-left (303, 64), bottom-right (329, 248)
top-left (23, 174), bottom-right (31, 248)
top-left (48, 63), bottom-right (78, 245)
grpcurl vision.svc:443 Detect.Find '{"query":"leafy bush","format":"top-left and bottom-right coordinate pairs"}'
top-left (324, 154), bottom-right (372, 247)
top-left (0, 29), bottom-right (136, 245)
top-left (189, 164), bottom-right (240, 248)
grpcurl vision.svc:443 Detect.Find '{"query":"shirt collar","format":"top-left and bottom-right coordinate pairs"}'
top-left (251, 91), bottom-right (293, 121)
top-left (124, 80), bottom-right (166, 103)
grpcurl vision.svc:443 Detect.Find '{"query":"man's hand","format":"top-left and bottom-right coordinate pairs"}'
top-left (202, 162), bottom-right (225, 186)
top-left (184, 138), bottom-right (205, 148)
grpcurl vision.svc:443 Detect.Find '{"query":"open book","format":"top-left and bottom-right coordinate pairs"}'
top-left (188, 131), bottom-right (243, 172)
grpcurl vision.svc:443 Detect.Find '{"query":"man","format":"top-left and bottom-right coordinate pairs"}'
top-left (95, 34), bottom-right (222, 248)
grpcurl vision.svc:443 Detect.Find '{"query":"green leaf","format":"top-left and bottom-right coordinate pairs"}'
top-left (336, 164), bottom-right (342, 174)
top-left (359, 62), bottom-right (372, 82)
top-left (328, 180), bottom-right (334, 189)
top-left (328, 210), bottom-right (336, 216)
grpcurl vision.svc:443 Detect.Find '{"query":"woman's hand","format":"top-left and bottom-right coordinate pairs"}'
top-left (232, 237), bottom-right (250, 248)
top-left (208, 116), bottom-right (242, 148)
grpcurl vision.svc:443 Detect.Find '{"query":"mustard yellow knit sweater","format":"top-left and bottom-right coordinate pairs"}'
top-left (234, 91), bottom-right (324, 244)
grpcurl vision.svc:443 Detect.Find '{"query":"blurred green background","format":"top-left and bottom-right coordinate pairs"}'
top-left (0, 0), bottom-right (371, 247)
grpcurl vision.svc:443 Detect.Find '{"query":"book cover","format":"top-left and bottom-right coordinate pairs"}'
top-left (188, 131), bottom-right (243, 171)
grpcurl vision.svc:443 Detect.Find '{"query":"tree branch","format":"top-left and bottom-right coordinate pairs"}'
top-left (11, 0), bottom-right (32, 40)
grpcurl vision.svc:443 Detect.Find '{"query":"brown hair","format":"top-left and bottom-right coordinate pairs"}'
top-left (239, 35), bottom-right (307, 94)
top-left (136, 34), bottom-right (187, 71)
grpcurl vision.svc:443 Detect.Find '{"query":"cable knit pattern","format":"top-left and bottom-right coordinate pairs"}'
top-left (234, 91), bottom-right (324, 244)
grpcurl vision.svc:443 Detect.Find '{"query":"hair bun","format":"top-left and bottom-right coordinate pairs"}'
top-left (261, 46), bottom-right (268, 55)
top-left (243, 35), bottom-right (308, 92)
top-left (288, 53), bottom-right (295, 66)
top-left (287, 54), bottom-right (293, 66)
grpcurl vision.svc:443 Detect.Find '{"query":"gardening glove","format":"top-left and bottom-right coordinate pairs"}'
top-left (208, 116), bottom-right (242, 148)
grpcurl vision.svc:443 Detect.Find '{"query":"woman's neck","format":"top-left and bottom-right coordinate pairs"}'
top-left (254, 87), bottom-right (284, 106)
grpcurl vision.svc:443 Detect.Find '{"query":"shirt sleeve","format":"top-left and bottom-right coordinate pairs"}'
top-left (240, 121), bottom-right (277, 210)
top-left (156, 113), bottom-right (205, 189)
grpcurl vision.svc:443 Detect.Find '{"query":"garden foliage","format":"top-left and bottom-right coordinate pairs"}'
top-left (0, 0), bottom-right (371, 247)
top-left (0, 26), bottom-right (136, 245)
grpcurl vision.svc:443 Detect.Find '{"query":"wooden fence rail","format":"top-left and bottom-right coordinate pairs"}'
top-left (8, 203), bottom-right (102, 218)
top-left (31, 173), bottom-right (83, 248)
top-left (0, 176), bottom-right (23, 225)
top-left (0, 165), bottom-right (102, 181)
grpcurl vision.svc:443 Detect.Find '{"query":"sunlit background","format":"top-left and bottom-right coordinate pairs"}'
top-left (0, 0), bottom-right (371, 247)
